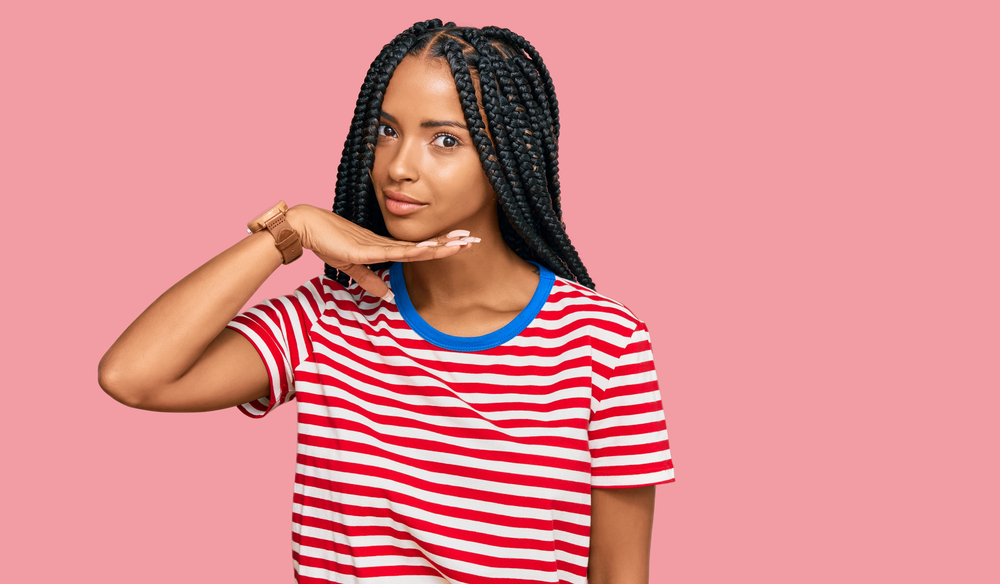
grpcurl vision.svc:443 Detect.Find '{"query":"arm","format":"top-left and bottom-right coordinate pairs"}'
top-left (98, 228), bottom-right (278, 411)
top-left (98, 204), bottom-right (474, 412)
top-left (588, 485), bottom-right (657, 584)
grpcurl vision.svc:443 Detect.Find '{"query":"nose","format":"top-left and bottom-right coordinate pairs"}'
top-left (386, 137), bottom-right (420, 183)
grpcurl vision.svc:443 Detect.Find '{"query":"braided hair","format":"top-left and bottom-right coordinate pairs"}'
top-left (325, 19), bottom-right (595, 290)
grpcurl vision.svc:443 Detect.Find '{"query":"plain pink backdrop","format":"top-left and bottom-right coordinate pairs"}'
top-left (2, 1), bottom-right (998, 582)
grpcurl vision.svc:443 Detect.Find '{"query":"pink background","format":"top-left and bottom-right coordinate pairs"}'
top-left (2, 1), bottom-right (997, 582)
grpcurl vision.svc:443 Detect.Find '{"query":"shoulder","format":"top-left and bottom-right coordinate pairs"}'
top-left (547, 275), bottom-right (649, 348)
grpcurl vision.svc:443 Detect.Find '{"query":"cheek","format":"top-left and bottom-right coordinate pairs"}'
top-left (371, 149), bottom-right (387, 184)
top-left (440, 154), bottom-right (492, 195)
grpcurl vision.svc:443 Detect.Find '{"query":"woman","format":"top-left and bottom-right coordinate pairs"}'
top-left (100, 19), bottom-right (673, 584)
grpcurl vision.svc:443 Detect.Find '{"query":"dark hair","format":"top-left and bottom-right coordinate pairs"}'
top-left (325, 19), bottom-right (595, 289)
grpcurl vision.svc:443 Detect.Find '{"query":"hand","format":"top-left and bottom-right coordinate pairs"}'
top-left (286, 204), bottom-right (478, 300)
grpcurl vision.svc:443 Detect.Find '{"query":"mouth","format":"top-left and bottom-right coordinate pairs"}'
top-left (383, 190), bottom-right (428, 216)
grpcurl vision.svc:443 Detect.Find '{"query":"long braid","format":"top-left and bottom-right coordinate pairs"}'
top-left (481, 27), bottom-right (559, 139)
top-left (477, 41), bottom-right (546, 247)
top-left (493, 55), bottom-right (571, 276)
top-left (483, 30), bottom-right (591, 287)
top-left (480, 27), bottom-right (564, 221)
top-left (442, 36), bottom-right (563, 273)
top-left (472, 32), bottom-right (590, 286)
top-left (325, 21), bottom-right (595, 290)
top-left (503, 53), bottom-right (592, 287)
top-left (456, 33), bottom-right (541, 264)
top-left (460, 31), bottom-right (557, 267)
top-left (509, 49), bottom-right (563, 222)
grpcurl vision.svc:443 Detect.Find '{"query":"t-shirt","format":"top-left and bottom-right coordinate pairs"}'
top-left (227, 262), bottom-right (673, 584)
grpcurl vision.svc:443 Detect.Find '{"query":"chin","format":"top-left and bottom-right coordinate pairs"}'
top-left (382, 217), bottom-right (436, 243)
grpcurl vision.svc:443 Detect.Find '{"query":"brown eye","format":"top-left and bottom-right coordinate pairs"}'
top-left (432, 134), bottom-right (459, 148)
top-left (378, 124), bottom-right (397, 138)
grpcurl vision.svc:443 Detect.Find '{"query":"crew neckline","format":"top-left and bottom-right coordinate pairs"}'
top-left (389, 261), bottom-right (555, 352)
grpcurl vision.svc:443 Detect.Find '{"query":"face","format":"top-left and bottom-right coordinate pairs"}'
top-left (371, 56), bottom-right (497, 242)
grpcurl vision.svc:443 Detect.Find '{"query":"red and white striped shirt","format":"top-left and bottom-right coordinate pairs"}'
top-left (227, 262), bottom-right (673, 583)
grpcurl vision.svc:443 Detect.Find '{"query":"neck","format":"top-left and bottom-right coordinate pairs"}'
top-left (402, 234), bottom-right (537, 310)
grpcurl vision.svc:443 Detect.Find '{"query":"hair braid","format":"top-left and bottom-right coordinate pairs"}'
top-left (454, 32), bottom-right (541, 263)
top-left (481, 27), bottom-right (559, 137)
top-left (491, 62), bottom-right (540, 231)
top-left (490, 57), bottom-right (570, 275)
top-left (470, 35), bottom-right (555, 265)
top-left (442, 37), bottom-right (569, 275)
top-left (478, 27), bottom-right (565, 221)
top-left (481, 31), bottom-right (591, 286)
top-left (509, 52), bottom-right (563, 222)
top-left (501, 54), bottom-right (592, 287)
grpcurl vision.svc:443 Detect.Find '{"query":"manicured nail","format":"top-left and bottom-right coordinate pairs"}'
top-left (416, 240), bottom-right (438, 247)
top-left (460, 237), bottom-right (481, 243)
top-left (447, 230), bottom-right (471, 238)
top-left (381, 290), bottom-right (395, 304)
top-left (445, 240), bottom-right (469, 247)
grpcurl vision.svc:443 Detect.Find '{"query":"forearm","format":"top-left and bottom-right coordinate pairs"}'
top-left (98, 228), bottom-right (283, 404)
top-left (98, 203), bottom-right (475, 408)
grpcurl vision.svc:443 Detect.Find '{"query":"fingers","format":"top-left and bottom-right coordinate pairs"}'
top-left (338, 263), bottom-right (394, 303)
top-left (397, 231), bottom-right (482, 259)
top-left (359, 231), bottom-right (480, 264)
top-left (332, 232), bottom-right (480, 303)
top-left (300, 208), bottom-right (483, 268)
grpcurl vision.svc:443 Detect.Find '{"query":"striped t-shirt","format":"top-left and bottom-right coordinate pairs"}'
top-left (227, 262), bottom-right (673, 583)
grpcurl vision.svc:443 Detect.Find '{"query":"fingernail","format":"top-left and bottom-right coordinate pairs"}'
top-left (460, 237), bottom-right (481, 243)
top-left (416, 240), bottom-right (438, 247)
top-left (447, 230), bottom-right (471, 238)
top-left (445, 240), bottom-right (468, 247)
top-left (381, 290), bottom-right (395, 304)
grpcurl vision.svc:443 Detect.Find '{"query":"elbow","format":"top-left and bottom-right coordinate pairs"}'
top-left (98, 354), bottom-right (147, 409)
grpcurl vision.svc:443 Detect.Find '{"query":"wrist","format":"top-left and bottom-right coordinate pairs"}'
top-left (284, 204), bottom-right (318, 251)
top-left (247, 201), bottom-right (303, 265)
top-left (283, 204), bottom-right (308, 237)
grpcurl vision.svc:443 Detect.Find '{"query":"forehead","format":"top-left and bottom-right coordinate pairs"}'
top-left (382, 56), bottom-right (463, 118)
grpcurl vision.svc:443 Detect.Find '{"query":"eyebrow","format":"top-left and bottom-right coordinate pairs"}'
top-left (381, 111), bottom-right (468, 131)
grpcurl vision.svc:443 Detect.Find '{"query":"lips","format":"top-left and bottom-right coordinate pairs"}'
top-left (383, 190), bottom-right (427, 216)
top-left (384, 190), bottom-right (424, 205)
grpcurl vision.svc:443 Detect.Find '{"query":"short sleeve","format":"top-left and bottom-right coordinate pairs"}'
top-left (590, 322), bottom-right (674, 488)
top-left (225, 278), bottom-right (326, 418)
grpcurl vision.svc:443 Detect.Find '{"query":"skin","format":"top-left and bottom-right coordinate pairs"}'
top-left (589, 486), bottom-right (657, 584)
top-left (98, 53), bottom-right (656, 582)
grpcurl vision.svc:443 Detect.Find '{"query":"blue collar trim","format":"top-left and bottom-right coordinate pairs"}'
top-left (389, 261), bottom-right (554, 352)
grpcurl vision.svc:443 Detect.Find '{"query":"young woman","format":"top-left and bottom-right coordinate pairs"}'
top-left (100, 20), bottom-right (673, 584)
